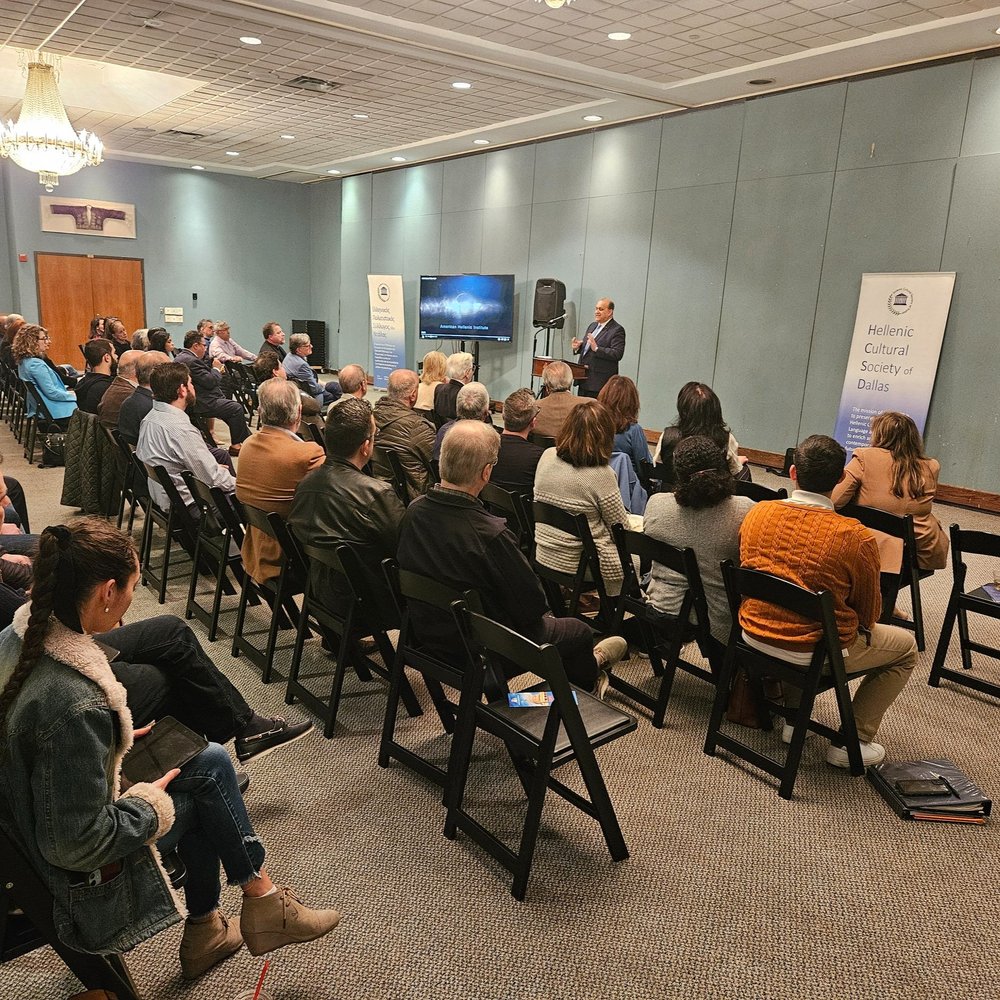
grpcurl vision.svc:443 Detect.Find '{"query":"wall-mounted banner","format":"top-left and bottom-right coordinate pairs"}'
top-left (40, 196), bottom-right (136, 238)
top-left (368, 275), bottom-right (406, 390)
top-left (834, 272), bottom-right (955, 456)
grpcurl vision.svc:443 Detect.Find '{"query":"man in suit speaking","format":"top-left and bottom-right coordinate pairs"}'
top-left (572, 297), bottom-right (625, 398)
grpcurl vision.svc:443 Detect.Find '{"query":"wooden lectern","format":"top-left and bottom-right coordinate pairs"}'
top-left (531, 356), bottom-right (588, 396)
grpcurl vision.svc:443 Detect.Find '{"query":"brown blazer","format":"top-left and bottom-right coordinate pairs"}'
top-left (235, 426), bottom-right (325, 583)
top-left (533, 390), bottom-right (587, 440)
top-left (97, 376), bottom-right (137, 430)
top-left (832, 447), bottom-right (949, 573)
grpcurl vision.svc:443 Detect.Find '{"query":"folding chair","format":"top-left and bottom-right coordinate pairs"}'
top-left (139, 463), bottom-right (195, 604)
top-left (447, 607), bottom-right (637, 900)
top-left (0, 827), bottom-right (140, 1000)
top-left (731, 481), bottom-right (788, 503)
top-left (929, 524), bottom-right (1000, 700)
top-left (287, 539), bottom-right (422, 737)
top-left (638, 459), bottom-right (674, 496)
top-left (481, 482), bottom-right (532, 554)
top-left (610, 523), bottom-right (721, 727)
top-left (840, 503), bottom-right (930, 650)
top-left (380, 448), bottom-right (411, 505)
top-left (181, 473), bottom-right (243, 641)
top-left (704, 562), bottom-right (874, 800)
top-left (303, 421), bottom-right (327, 452)
top-left (112, 430), bottom-right (146, 533)
top-left (22, 381), bottom-right (62, 465)
top-left (527, 431), bottom-right (556, 450)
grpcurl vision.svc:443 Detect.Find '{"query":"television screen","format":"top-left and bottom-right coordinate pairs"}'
top-left (418, 274), bottom-right (515, 343)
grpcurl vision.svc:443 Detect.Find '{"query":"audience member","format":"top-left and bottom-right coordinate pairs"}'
top-left (415, 350), bottom-right (447, 413)
top-left (433, 381), bottom-right (493, 460)
top-left (75, 339), bottom-right (115, 414)
top-left (13, 324), bottom-right (76, 427)
top-left (289, 397), bottom-right (405, 622)
top-left (739, 434), bottom-right (917, 767)
top-left (176, 330), bottom-right (251, 456)
top-left (283, 334), bottom-right (341, 406)
top-left (88, 315), bottom-right (105, 339)
top-left (209, 320), bottom-right (256, 363)
top-left (131, 328), bottom-right (149, 351)
top-left (147, 328), bottom-right (174, 355)
top-left (533, 401), bottom-right (631, 597)
top-left (98, 349), bottom-right (143, 429)
top-left (118, 351), bottom-right (169, 446)
top-left (491, 388), bottom-right (544, 494)
top-left (397, 421), bottom-right (626, 698)
top-left (832, 410), bottom-right (948, 573)
top-left (534, 360), bottom-right (586, 440)
top-left (236, 381), bottom-right (324, 585)
top-left (254, 352), bottom-right (323, 429)
top-left (335, 363), bottom-right (367, 401)
top-left (105, 317), bottom-right (131, 357)
top-left (644, 436), bottom-right (753, 649)
top-left (259, 321), bottom-right (287, 360)
top-left (598, 375), bottom-right (651, 476)
top-left (433, 351), bottom-right (474, 423)
top-left (371, 368), bottom-right (435, 501)
top-left (0, 313), bottom-right (25, 368)
top-left (0, 519), bottom-right (338, 975)
top-left (137, 363), bottom-right (236, 519)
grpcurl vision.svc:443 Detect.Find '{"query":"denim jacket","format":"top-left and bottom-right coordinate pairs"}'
top-left (0, 604), bottom-right (184, 954)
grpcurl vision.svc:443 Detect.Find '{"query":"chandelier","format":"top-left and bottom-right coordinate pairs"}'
top-left (0, 54), bottom-right (104, 192)
top-left (536, 0), bottom-right (574, 7)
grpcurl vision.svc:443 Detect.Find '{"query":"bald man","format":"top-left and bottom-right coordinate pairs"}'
top-left (372, 368), bottom-right (435, 501)
top-left (98, 349), bottom-right (144, 430)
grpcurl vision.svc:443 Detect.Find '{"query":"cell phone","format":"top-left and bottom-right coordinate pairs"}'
top-left (122, 716), bottom-right (208, 786)
top-left (894, 777), bottom-right (952, 797)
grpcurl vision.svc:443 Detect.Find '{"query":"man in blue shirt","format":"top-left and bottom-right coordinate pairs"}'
top-left (283, 333), bottom-right (341, 406)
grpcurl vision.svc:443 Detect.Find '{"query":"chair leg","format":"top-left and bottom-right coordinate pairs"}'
top-left (573, 739), bottom-right (629, 861)
top-left (957, 605), bottom-right (974, 671)
top-left (322, 624), bottom-right (354, 738)
top-left (928, 595), bottom-right (959, 687)
top-left (909, 573), bottom-right (926, 652)
top-left (510, 746), bottom-right (555, 901)
top-left (377, 643), bottom-right (409, 769)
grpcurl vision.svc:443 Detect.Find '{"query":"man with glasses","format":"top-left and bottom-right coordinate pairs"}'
top-left (283, 333), bottom-right (341, 406)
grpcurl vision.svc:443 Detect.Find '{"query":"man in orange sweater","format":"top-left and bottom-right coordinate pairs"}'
top-left (739, 434), bottom-right (917, 767)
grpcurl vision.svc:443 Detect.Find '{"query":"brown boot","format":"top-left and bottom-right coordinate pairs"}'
top-left (179, 910), bottom-right (244, 980)
top-left (241, 886), bottom-right (340, 956)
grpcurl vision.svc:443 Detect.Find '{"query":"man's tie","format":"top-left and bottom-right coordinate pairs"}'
top-left (582, 323), bottom-right (603, 356)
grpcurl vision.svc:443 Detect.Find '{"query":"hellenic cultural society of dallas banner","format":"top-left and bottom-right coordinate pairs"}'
top-left (367, 275), bottom-right (406, 390)
top-left (833, 272), bottom-right (955, 457)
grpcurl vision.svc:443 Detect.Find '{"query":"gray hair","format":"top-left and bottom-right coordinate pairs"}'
top-left (440, 420), bottom-right (500, 488)
top-left (456, 381), bottom-right (490, 420)
top-left (130, 329), bottom-right (149, 351)
top-left (387, 368), bottom-right (419, 401)
top-left (339, 364), bottom-right (367, 395)
top-left (503, 388), bottom-right (538, 432)
top-left (136, 351), bottom-right (170, 386)
top-left (288, 333), bottom-right (310, 353)
top-left (258, 378), bottom-right (301, 427)
top-left (542, 360), bottom-right (573, 392)
top-left (446, 351), bottom-right (474, 380)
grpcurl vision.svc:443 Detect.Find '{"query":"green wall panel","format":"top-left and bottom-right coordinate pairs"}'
top-left (590, 119), bottom-right (662, 197)
top-left (658, 104), bottom-right (744, 190)
top-left (484, 145), bottom-right (536, 208)
top-left (443, 156), bottom-right (486, 213)
top-left (532, 133), bottom-right (593, 204)
top-left (960, 53), bottom-right (1000, 157)
top-left (372, 163), bottom-right (443, 219)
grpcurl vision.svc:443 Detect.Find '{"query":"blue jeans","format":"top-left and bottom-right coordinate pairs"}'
top-left (157, 743), bottom-right (266, 918)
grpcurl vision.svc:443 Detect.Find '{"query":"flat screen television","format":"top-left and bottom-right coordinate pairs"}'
top-left (418, 274), bottom-right (515, 343)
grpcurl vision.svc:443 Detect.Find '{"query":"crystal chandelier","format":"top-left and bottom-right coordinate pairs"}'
top-left (0, 54), bottom-right (104, 191)
top-left (536, 0), bottom-right (574, 7)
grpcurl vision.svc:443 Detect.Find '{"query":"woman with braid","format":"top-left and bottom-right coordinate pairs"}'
top-left (0, 519), bottom-right (339, 979)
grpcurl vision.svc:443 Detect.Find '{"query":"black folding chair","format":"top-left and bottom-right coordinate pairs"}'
top-left (840, 503), bottom-right (930, 650)
top-left (704, 562), bottom-right (875, 800)
top-left (929, 524), bottom-right (1000, 700)
top-left (446, 607), bottom-right (637, 900)
top-left (610, 524), bottom-right (721, 727)
top-left (380, 448), bottom-right (411, 505)
top-left (527, 432), bottom-right (556, 450)
top-left (638, 460), bottom-right (674, 496)
top-left (303, 420), bottom-right (327, 452)
top-left (731, 481), bottom-right (788, 503)
top-left (112, 429), bottom-right (146, 533)
top-left (22, 381), bottom-right (62, 465)
top-left (139, 462), bottom-right (195, 604)
top-left (481, 482), bottom-right (533, 554)
top-left (0, 826), bottom-right (140, 1000)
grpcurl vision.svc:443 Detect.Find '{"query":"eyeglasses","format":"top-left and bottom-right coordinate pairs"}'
top-left (37, 334), bottom-right (51, 342)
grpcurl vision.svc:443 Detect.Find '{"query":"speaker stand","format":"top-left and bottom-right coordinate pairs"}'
top-left (459, 340), bottom-right (481, 382)
top-left (531, 325), bottom-right (554, 396)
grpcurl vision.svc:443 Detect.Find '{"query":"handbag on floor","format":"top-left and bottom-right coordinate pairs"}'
top-left (41, 431), bottom-right (67, 468)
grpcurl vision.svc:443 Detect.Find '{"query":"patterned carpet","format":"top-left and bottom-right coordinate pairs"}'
top-left (3, 433), bottom-right (999, 1000)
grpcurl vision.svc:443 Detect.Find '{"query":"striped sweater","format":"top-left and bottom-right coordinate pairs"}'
top-left (738, 500), bottom-right (881, 651)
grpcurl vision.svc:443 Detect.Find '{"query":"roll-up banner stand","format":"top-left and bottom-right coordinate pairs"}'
top-left (834, 272), bottom-right (955, 458)
top-left (368, 275), bottom-right (406, 390)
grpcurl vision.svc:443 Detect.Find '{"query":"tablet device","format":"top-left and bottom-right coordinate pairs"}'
top-left (122, 716), bottom-right (208, 786)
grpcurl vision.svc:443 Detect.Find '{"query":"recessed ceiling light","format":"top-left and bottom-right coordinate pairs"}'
top-left (451, 81), bottom-right (472, 90)
top-left (351, 113), bottom-right (369, 120)
top-left (473, 139), bottom-right (490, 146)
top-left (225, 151), bottom-right (240, 157)
top-left (995, 25), bottom-right (1000, 33)
top-left (239, 36), bottom-right (262, 45)
top-left (748, 78), bottom-right (775, 85)
top-left (191, 165), bottom-right (205, 170)
top-left (582, 114), bottom-right (603, 122)
top-left (391, 156), bottom-right (407, 162)
top-left (327, 169), bottom-right (341, 174)
top-left (143, 18), bottom-right (164, 28)
top-left (608, 31), bottom-right (631, 41)
top-left (280, 134), bottom-right (295, 140)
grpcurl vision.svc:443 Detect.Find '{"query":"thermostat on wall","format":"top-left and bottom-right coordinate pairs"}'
top-left (162, 307), bottom-right (184, 324)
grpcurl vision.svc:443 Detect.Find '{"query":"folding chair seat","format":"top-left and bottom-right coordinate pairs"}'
top-left (731, 481), bottom-right (788, 503)
top-left (929, 523), bottom-right (1000, 700)
top-left (231, 502), bottom-right (302, 684)
top-left (610, 523), bottom-right (721, 727)
top-left (531, 500), bottom-right (614, 630)
top-left (139, 463), bottom-right (196, 604)
top-left (704, 562), bottom-right (877, 800)
top-left (447, 607), bottom-right (637, 901)
top-left (286, 539), bottom-right (422, 737)
top-left (181, 473), bottom-right (243, 641)
top-left (840, 503), bottom-right (931, 650)
top-left (0, 826), bottom-right (140, 1000)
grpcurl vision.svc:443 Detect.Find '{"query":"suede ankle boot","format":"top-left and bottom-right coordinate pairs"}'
top-left (179, 910), bottom-right (244, 980)
top-left (240, 886), bottom-right (341, 956)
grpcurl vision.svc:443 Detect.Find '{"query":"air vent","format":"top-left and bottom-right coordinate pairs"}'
top-left (285, 75), bottom-right (339, 93)
top-left (162, 128), bottom-right (208, 140)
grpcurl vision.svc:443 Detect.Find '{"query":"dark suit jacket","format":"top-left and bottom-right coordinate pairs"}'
top-left (573, 318), bottom-right (625, 395)
top-left (175, 348), bottom-right (228, 409)
top-left (432, 379), bottom-right (464, 423)
top-left (117, 386), bottom-right (154, 446)
top-left (98, 376), bottom-right (137, 430)
top-left (259, 341), bottom-right (287, 361)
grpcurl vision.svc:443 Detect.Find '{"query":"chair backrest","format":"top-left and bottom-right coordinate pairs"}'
top-left (638, 459), bottom-right (674, 495)
top-left (23, 380), bottom-right (56, 423)
top-left (481, 482), bottom-right (529, 542)
top-left (303, 421), bottom-right (326, 452)
top-left (379, 448), bottom-right (410, 505)
top-left (947, 523), bottom-right (1000, 590)
top-left (531, 499), bottom-right (608, 609)
top-left (840, 502), bottom-right (918, 577)
top-left (146, 463), bottom-right (189, 515)
top-left (239, 502), bottom-right (307, 579)
top-left (181, 471), bottom-right (227, 534)
top-left (528, 431), bottom-right (556, 450)
top-left (296, 540), bottom-right (362, 624)
top-left (731, 480), bottom-right (788, 503)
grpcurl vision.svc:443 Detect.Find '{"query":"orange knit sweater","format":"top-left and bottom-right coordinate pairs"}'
top-left (738, 501), bottom-right (882, 651)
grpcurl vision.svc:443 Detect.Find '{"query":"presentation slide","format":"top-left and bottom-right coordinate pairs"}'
top-left (419, 274), bottom-right (515, 343)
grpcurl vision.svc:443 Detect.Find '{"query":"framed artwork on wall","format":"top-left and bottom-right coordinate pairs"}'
top-left (39, 196), bottom-right (136, 239)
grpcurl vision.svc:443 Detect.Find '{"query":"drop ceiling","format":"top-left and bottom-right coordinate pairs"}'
top-left (2, 0), bottom-right (999, 182)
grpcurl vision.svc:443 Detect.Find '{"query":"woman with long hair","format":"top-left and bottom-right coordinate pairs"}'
top-left (12, 323), bottom-right (77, 426)
top-left (598, 374), bottom-right (652, 476)
top-left (832, 410), bottom-right (948, 572)
top-left (644, 435), bottom-right (754, 650)
top-left (0, 519), bottom-right (339, 977)
top-left (653, 381), bottom-right (747, 484)
top-left (533, 401), bottom-right (633, 596)
top-left (415, 349), bottom-right (448, 412)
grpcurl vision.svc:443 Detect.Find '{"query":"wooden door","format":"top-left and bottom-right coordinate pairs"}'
top-left (35, 253), bottom-right (145, 366)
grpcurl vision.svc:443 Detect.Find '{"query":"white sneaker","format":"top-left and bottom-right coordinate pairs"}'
top-left (781, 724), bottom-right (795, 745)
top-left (594, 636), bottom-right (627, 670)
top-left (826, 741), bottom-right (885, 768)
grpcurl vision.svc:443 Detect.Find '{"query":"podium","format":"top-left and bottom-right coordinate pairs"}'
top-left (531, 356), bottom-right (587, 396)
